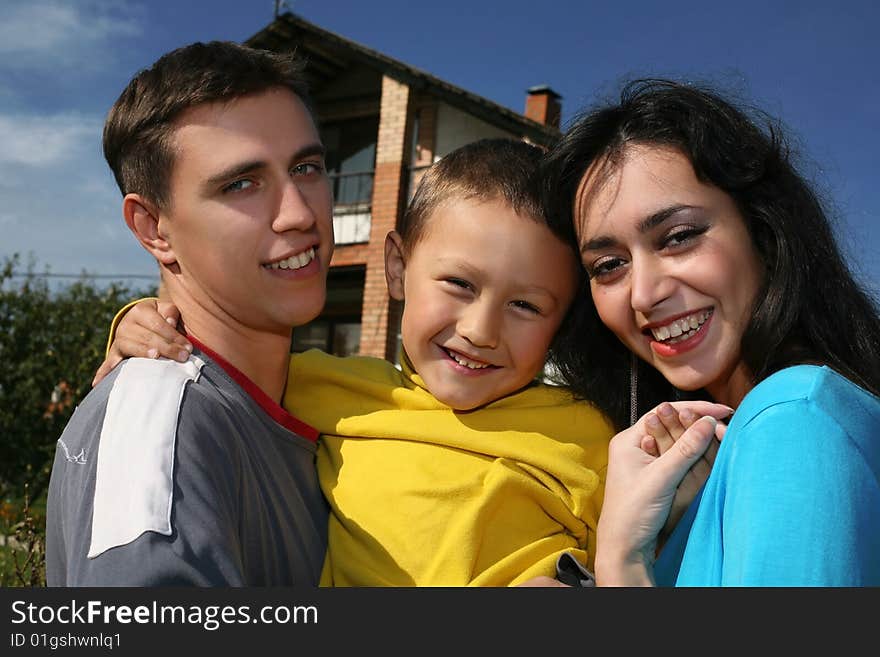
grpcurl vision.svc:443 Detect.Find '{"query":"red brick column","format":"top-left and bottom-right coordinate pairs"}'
top-left (358, 76), bottom-right (412, 359)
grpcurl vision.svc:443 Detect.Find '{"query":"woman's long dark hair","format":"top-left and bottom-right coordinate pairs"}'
top-left (543, 78), bottom-right (880, 431)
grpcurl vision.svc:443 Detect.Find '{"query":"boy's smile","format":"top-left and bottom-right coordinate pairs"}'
top-left (388, 197), bottom-right (579, 411)
top-left (441, 346), bottom-right (497, 371)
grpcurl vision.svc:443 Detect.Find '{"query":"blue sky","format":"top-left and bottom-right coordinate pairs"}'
top-left (2, 0), bottom-right (878, 296)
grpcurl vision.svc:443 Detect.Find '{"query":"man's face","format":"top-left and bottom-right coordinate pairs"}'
top-left (159, 88), bottom-right (334, 336)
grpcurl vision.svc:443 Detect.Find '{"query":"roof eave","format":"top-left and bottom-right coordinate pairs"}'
top-left (245, 12), bottom-right (560, 147)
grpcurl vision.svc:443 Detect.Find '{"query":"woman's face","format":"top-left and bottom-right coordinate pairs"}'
top-left (574, 144), bottom-right (763, 406)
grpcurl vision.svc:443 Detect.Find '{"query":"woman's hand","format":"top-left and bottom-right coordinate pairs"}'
top-left (639, 402), bottom-right (729, 536)
top-left (91, 299), bottom-right (190, 387)
top-left (595, 411), bottom-right (722, 586)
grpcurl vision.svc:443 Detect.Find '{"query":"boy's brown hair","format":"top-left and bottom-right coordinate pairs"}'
top-left (103, 40), bottom-right (312, 210)
top-left (399, 138), bottom-right (554, 252)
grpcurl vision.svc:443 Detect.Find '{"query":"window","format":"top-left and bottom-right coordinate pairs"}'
top-left (292, 319), bottom-right (361, 357)
top-left (291, 266), bottom-right (364, 357)
top-left (322, 118), bottom-right (378, 208)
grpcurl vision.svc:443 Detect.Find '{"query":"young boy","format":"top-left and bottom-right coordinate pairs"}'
top-left (46, 41), bottom-right (332, 586)
top-left (298, 139), bottom-right (612, 586)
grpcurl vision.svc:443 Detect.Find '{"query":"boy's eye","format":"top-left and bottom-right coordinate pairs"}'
top-left (444, 277), bottom-right (473, 291)
top-left (511, 300), bottom-right (540, 314)
top-left (222, 179), bottom-right (254, 193)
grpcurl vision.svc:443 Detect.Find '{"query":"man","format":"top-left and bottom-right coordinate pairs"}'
top-left (45, 41), bottom-right (333, 585)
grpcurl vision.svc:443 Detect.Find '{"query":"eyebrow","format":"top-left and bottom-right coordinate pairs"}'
top-left (581, 204), bottom-right (696, 253)
top-left (290, 142), bottom-right (326, 163)
top-left (203, 142), bottom-right (326, 190)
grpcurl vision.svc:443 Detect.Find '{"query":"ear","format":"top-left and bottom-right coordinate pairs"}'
top-left (384, 230), bottom-right (407, 301)
top-left (122, 193), bottom-right (177, 266)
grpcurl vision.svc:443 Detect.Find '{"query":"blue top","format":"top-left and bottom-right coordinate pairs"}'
top-left (655, 365), bottom-right (880, 586)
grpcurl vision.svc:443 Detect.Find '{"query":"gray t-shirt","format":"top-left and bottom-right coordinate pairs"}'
top-left (46, 350), bottom-right (328, 586)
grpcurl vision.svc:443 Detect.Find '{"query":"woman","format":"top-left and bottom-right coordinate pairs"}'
top-left (544, 79), bottom-right (880, 586)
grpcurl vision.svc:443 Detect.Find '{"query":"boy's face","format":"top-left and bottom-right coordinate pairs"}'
top-left (390, 198), bottom-right (579, 410)
top-left (158, 88), bottom-right (333, 334)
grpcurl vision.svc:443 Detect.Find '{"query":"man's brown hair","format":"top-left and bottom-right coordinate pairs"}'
top-left (103, 40), bottom-right (312, 209)
top-left (399, 138), bottom-right (553, 252)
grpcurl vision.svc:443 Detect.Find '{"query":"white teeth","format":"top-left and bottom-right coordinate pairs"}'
top-left (650, 310), bottom-right (711, 343)
top-left (448, 351), bottom-right (490, 370)
top-left (266, 247), bottom-right (315, 271)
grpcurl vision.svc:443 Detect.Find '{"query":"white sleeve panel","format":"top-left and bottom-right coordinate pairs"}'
top-left (88, 356), bottom-right (205, 558)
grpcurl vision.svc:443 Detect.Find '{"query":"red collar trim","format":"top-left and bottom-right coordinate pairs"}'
top-left (187, 335), bottom-right (318, 443)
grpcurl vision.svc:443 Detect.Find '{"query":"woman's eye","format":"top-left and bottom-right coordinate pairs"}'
top-left (588, 256), bottom-right (626, 280)
top-left (662, 225), bottom-right (707, 249)
top-left (222, 179), bottom-right (254, 193)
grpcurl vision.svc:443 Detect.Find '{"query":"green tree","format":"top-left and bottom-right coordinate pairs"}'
top-left (0, 254), bottom-right (156, 501)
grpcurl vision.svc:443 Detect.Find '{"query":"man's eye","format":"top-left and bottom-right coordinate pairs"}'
top-left (222, 179), bottom-right (254, 193)
top-left (291, 162), bottom-right (324, 176)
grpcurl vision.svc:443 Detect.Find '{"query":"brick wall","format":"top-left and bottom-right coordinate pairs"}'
top-left (330, 242), bottom-right (370, 267)
top-left (358, 76), bottom-right (412, 358)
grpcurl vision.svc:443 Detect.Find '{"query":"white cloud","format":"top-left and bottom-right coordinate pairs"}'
top-left (0, 113), bottom-right (101, 167)
top-left (0, 2), bottom-right (150, 277)
top-left (0, 0), bottom-right (143, 67)
top-left (0, 105), bottom-right (150, 277)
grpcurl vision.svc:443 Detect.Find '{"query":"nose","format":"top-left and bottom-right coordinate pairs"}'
top-left (629, 254), bottom-right (674, 314)
top-left (458, 298), bottom-right (500, 349)
top-left (272, 179), bottom-right (317, 233)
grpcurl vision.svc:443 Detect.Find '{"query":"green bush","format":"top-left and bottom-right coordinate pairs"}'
top-left (0, 254), bottom-right (156, 586)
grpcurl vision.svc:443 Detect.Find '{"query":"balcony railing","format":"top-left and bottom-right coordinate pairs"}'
top-left (329, 171), bottom-right (373, 246)
top-left (329, 166), bottom-right (433, 246)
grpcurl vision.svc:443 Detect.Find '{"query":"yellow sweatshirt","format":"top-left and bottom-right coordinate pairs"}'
top-left (286, 349), bottom-right (612, 587)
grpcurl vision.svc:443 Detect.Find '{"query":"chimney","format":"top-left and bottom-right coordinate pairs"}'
top-left (524, 85), bottom-right (562, 129)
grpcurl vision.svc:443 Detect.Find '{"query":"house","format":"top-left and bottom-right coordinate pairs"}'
top-left (245, 12), bottom-right (562, 363)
